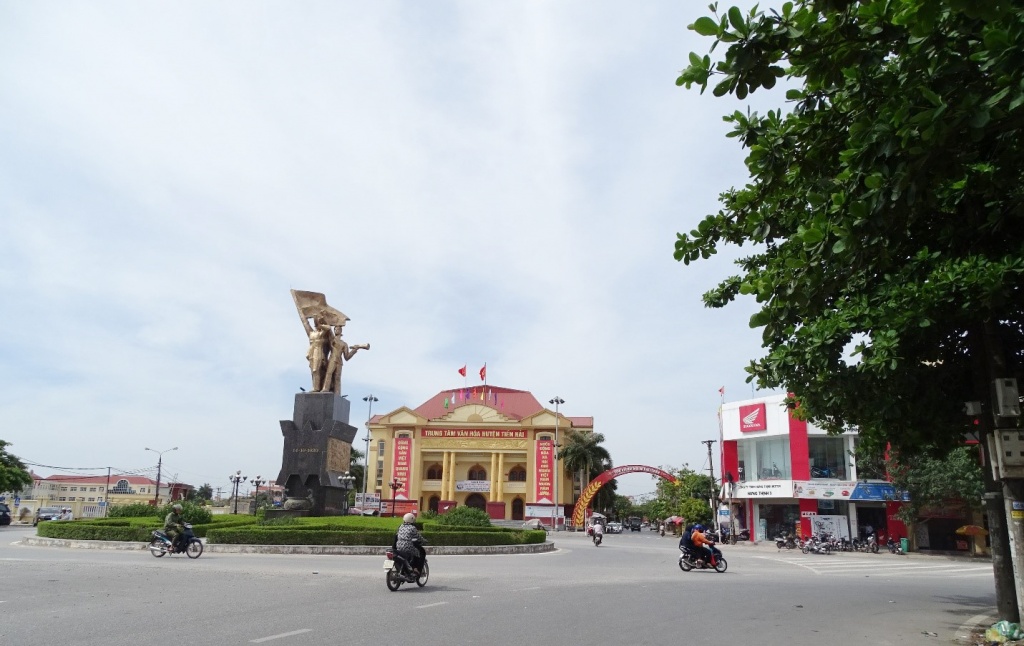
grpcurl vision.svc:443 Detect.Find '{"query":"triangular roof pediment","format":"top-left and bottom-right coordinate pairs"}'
top-left (377, 406), bottom-right (427, 425)
top-left (432, 403), bottom-right (516, 424)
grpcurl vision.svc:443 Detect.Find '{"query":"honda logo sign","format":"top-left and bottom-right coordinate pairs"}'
top-left (739, 403), bottom-right (767, 432)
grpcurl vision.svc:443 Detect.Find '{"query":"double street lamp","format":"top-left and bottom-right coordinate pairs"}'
top-left (549, 396), bottom-right (564, 531)
top-left (362, 395), bottom-right (378, 508)
top-left (145, 446), bottom-right (177, 507)
top-left (388, 478), bottom-right (403, 517)
top-left (339, 471), bottom-right (356, 514)
top-left (250, 475), bottom-right (266, 514)
top-left (229, 470), bottom-right (247, 514)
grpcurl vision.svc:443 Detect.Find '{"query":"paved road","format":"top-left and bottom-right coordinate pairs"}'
top-left (0, 525), bottom-right (996, 646)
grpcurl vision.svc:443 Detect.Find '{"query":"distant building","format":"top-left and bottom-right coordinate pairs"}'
top-left (365, 385), bottom-right (590, 525)
top-left (10, 473), bottom-right (192, 519)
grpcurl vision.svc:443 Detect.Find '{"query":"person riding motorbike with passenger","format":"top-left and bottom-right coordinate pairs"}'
top-left (393, 513), bottom-right (425, 575)
top-left (164, 503), bottom-right (185, 553)
top-left (691, 524), bottom-right (715, 567)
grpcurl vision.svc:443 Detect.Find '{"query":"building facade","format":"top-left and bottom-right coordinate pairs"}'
top-left (1, 474), bottom-right (186, 521)
top-left (719, 394), bottom-right (909, 544)
top-left (366, 386), bottom-right (591, 525)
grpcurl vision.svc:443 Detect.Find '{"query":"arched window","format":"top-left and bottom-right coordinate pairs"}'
top-left (426, 464), bottom-right (443, 480)
top-left (468, 465), bottom-right (487, 481)
top-left (110, 479), bottom-right (134, 494)
top-left (508, 466), bottom-right (526, 482)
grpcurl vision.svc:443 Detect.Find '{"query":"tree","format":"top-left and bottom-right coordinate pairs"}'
top-left (675, 1), bottom-right (1024, 452)
top-left (0, 440), bottom-right (32, 494)
top-left (557, 430), bottom-right (612, 505)
top-left (195, 483), bottom-right (213, 501)
top-left (888, 445), bottom-right (985, 528)
top-left (350, 447), bottom-right (365, 494)
top-left (674, 1), bottom-right (1024, 619)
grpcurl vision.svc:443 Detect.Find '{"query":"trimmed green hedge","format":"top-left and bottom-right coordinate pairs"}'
top-left (204, 528), bottom-right (545, 546)
top-left (37, 523), bottom-right (153, 542)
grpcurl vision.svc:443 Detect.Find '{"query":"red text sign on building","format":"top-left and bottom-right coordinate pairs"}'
top-left (392, 437), bottom-right (411, 498)
top-left (739, 403), bottom-right (767, 432)
top-left (421, 429), bottom-right (527, 439)
top-left (535, 439), bottom-right (554, 504)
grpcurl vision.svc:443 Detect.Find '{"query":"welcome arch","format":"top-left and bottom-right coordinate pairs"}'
top-left (570, 464), bottom-right (678, 527)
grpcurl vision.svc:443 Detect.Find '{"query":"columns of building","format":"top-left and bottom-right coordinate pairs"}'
top-left (497, 452), bottom-right (505, 501)
top-left (441, 451), bottom-right (452, 500)
top-left (447, 451), bottom-right (457, 500)
top-left (489, 452), bottom-right (498, 502)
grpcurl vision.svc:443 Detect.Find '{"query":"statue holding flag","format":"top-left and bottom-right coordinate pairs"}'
top-left (291, 290), bottom-right (370, 394)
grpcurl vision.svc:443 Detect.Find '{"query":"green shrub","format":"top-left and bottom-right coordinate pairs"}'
top-left (38, 522), bottom-right (153, 542)
top-left (107, 503), bottom-right (159, 518)
top-left (206, 529), bottom-right (396, 545)
top-left (157, 501), bottom-right (212, 525)
top-left (432, 506), bottom-right (492, 527)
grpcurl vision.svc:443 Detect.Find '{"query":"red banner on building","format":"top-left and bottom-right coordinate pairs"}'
top-left (739, 403), bottom-right (768, 432)
top-left (392, 437), bottom-right (411, 499)
top-left (535, 439), bottom-right (554, 504)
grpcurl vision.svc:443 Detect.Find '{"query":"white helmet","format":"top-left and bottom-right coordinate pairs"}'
top-left (403, 513), bottom-right (416, 523)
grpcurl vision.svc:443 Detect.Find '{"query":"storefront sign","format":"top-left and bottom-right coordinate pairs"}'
top-left (739, 403), bottom-right (768, 432)
top-left (535, 439), bottom-right (554, 504)
top-left (455, 480), bottom-right (491, 492)
top-left (355, 493), bottom-right (381, 510)
top-left (732, 480), bottom-right (793, 498)
top-left (526, 504), bottom-right (560, 519)
top-left (422, 429), bottom-right (527, 439)
top-left (391, 437), bottom-right (411, 499)
top-left (793, 481), bottom-right (857, 500)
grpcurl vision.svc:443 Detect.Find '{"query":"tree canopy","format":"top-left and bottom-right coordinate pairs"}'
top-left (675, 1), bottom-right (1024, 455)
top-left (0, 440), bottom-right (32, 494)
top-left (888, 444), bottom-right (985, 525)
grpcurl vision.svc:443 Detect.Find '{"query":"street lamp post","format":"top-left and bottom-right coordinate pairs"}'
top-left (339, 471), bottom-right (356, 514)
top-left (145, 446), bottom-right (178, 507)
top-left (228, 470), bottom-right (247, 514)
top-left (251, 475), bottom-right (266, 514)
top-left (388, 478), bottom-right (403, 517)
top-left (549, 396), bottom-right (564, 532)
top-left (362, 395), bottom-right (378, 510)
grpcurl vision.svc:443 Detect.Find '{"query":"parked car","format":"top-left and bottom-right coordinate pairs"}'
top-left (33, 506), bottom-right (62, 526)
top-left (0, 503), bottom-right (11, 526)
top-left (606, 522), bottom-right (623, 534)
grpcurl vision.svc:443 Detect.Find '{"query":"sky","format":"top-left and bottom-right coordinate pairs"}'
top-left (0, 1), bottom-right (784, 500)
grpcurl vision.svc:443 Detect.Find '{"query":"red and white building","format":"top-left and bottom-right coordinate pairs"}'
top-left (719, 394), bottom-right (908, 543)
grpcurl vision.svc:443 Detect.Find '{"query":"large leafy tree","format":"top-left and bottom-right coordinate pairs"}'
top-left (888, 445), bottom-right (985, 526)
top-left (0, 440), bottom-right (32, 494)
top-left (674, 1), bottom-right (1024, 457)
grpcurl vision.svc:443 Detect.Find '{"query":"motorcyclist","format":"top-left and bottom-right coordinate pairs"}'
top-left (164, 503), bottom-right (185, 553)
top-left (691, 524), bottom-right (715, 567)
top-left (393, 513), bottom-right (425, 575)
top-left (592, 519), bottom-right (604, 544)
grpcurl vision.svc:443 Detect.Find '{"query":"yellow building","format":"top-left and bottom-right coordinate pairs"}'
top-left (366, 386), bottom-right (591, 525)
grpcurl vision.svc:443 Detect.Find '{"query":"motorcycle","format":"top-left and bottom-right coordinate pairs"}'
top-left (866, 533), bottom-right (880, 554)
top-left (678, 544), bottom-right (727, 573)
top-left (886, 536), bottom-right (904, 555)
top-left (593, 532), bottom-right (603, 546)
top-left (775, 534), bottom-right (798, 550)
top-left (149, 523), bottom-right (203, 558)
top-left (384, 539), bottom-right (429, 591)
top-left (800, 534), bottom-right (832, 554)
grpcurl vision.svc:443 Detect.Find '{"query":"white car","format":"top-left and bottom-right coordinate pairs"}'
top-left (606, 522), bottom-right (623, 534)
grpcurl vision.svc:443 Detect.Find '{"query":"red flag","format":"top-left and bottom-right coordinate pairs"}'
top-left (479, 364), bottom-right (487, 381)
top-left (458, 365), bottom-right (466, 377)
top-left (718, 386), bottom-right (725, 396)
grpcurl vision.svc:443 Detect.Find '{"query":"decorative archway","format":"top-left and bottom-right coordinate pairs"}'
top-left (465, 493), bottom-right (487, 510)
top-left (571, 464), bottom-right (677, 527)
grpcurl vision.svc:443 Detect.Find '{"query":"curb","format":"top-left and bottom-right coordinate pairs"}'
top-left (21, 536), bottom-right (556, 556)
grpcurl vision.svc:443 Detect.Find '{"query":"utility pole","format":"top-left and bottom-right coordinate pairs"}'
top-left (702, 439), bottom-right (718, 533)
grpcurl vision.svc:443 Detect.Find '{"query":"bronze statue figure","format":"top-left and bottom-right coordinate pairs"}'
top-left (291, 290), bottom-right (370, 394)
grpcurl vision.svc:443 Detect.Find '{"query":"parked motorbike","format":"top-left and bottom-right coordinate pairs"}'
top-left (886, 536), bottom-right (904, 555)
top-left (775, 534), bottom-right (798, 550)
top-left (800, 534), bottom-right (832, 554)
top-left (866, 533), bottom-right (880, 554)
top-left (678, 544), bottom-right (727, 573)
top-left (149, 523), bottom-right (203, 558)
top-left (384, 539), bottom-right (429, 591)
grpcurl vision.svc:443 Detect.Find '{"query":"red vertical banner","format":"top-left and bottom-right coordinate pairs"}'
top-left (535, 439), bottom-right (553, 504)
top-left (392, 437), bottom-right (411, 499)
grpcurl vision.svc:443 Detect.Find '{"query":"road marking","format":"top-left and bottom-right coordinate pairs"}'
top-left (416, 602), bottom-right (448, 609)
top-left (250, 629), bottom-right (313, 643)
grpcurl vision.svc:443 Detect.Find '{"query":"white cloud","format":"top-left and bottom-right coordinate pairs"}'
top-left (0, 1), bottom-right (785, 497)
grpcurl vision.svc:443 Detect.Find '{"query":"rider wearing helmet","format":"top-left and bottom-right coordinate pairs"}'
top-left (691, 524), bottom-right (714, 566)
top-left (164, 503), bottom-right (185, 553)
top-left (393, 512), bottom-right (425, 575)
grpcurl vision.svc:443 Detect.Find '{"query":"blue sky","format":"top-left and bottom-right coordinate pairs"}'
top-left (0, 1), bottom-right (781, 498)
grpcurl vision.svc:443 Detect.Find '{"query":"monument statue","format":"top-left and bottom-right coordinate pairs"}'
top-left (291, 290), bottom-right (370, 394)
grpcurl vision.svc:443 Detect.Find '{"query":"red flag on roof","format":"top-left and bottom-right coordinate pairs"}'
top-left (458, 365), bottom-right (466, 377)
top-left (718, 386), bottom-right (725, 396)
top-left (479, 364), bottom-right (487, 381)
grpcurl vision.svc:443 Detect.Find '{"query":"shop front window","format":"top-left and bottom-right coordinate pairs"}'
top-left (758, 503), bottom-right (800, 540)
top-left (808, 437), bottom-right (847, 479)
top-left (756, 437), bottom-right (791, 479)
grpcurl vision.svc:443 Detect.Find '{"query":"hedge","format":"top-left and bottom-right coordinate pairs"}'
top-left (204, 528), bottom-right (546, 546)
top-left (37, 523), bottom-right (153, 542)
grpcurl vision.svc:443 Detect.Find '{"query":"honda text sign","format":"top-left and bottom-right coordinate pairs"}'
top-left (739, 403), bottom-right (767, 432)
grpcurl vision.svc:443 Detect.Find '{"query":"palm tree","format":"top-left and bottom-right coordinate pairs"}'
top-left (557, 430), bottom-right (612, 508)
